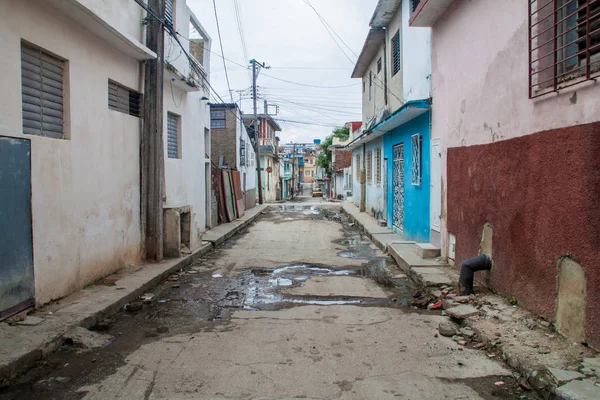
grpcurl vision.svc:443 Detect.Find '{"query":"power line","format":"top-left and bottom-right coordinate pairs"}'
top-left (274, 119), bottom-right (345, 128)
top-left (212, 0), bottom-right (233, 102)
top-left (301, 0), bottom-right (403, 105)
top-left (232, 0), bottom-right (251, 82)
top-left (260, 72), bottom-right (360, 89)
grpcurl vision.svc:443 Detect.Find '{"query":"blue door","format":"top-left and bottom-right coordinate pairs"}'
top-left (0, 137), bottom-right (35, 320)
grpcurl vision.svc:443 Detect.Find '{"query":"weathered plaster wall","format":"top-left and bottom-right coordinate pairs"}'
top-left (383, 111), bottom-right (430, 242)
top-left (361, 46), bottom-right (387, 124)
top-left (446, 123), bottom-right (600, 349)
top-left (260, 155), bottom-right (279, 202)
top-left (164, 83), bottom-right (209, 252)
top-left (432, 0), bottom-right (600, 261)
top-left (237, 114), bottom-right (257, 208)
top-left (0, 0), bottom-right (142, 305)
top-left (385, 4), bottom-right (404, 113)
top-left (400, 0), bottom-right (431, 102)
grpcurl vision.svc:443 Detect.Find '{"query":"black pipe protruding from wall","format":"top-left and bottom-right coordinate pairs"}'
top-left (459, 254), bottom-right (492, 295)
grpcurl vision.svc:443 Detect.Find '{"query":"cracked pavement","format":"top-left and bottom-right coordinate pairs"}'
top-left (0, 204), bottom-right (539, 400)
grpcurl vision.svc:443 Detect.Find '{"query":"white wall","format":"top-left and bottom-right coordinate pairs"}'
top-left (163, 0), bottom-right (212, 249)
top-left (235, 110), bottom-right (257, 201)
top-left (401, 0), bottom-right (432, 101)
top-left (0, 0), bottom-right (143, 304)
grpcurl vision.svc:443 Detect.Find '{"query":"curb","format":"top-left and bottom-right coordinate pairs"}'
top-left (0, 206), bottom-right (265, 387)
top-left (341, 203), bottom-right (600, 399)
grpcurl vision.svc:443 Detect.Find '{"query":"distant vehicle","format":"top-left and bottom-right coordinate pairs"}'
top-left (311, 182), bottom-right (323, 197)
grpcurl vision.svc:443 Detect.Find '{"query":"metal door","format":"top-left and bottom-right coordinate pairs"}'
top-left (392, 144), bottom-right (404, 232)
top-left (431, 138), bottom-right (441, 232)
top-left (0, 137), bottom-right (34, 320)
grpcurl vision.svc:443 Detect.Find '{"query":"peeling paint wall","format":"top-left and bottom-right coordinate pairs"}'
top-left (0, 0), bottom-right (143, 305)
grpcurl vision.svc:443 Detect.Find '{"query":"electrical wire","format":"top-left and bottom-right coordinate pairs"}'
top-left (212, 0), bottom-right (234, 102)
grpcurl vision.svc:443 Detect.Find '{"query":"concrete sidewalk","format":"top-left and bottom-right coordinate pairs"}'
top-left (341, 201), bottom-right (453, 289)
top-left (340, 201), bottom-right (600, 399)
top-left (0, 204), bottom-right (268, 386)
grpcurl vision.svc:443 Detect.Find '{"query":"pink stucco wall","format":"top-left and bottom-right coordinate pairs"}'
top-left (431, 0), bottom-right (600, 259)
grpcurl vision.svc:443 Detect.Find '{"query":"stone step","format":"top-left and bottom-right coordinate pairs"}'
top-left (415, 243), bottom-right (441, 259)
top-left (388, 243), bottom-right (448, 273)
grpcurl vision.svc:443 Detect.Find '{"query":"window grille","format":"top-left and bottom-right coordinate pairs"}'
top-left (355, 154), bottom-right (361, 179)
top-left (391, 31), bottom-right (401, 76)
top-left (240, 138), bottom-right (246, 166)
top-left (210, 110), bottom-right (226, 128)
top-left (411, 134), bottom-right (421, 186)
top-left (377, 57), bottom-right (382, 73)
top-left (167, 112), bottom-right (180, 159)
top-left (366, 150), bottom-right (373, 184)
top-left (21, 43), bottom-right (65, 139)
top-left (108, 80), bottom-right (141, 117)
top-left (375, 147), bottom-right (381, 184)
top-left (529, 0), bottom-right (600, 98)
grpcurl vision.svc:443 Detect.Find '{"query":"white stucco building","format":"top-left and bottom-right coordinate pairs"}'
top-left (0, 0), bottom-right (212, 319)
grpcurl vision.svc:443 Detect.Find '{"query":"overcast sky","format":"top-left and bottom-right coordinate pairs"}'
top-left (187, 0), bottom-right (378, 144)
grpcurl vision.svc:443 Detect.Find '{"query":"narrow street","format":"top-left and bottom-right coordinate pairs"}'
top-left (1, 202), bottom-right (538, 400)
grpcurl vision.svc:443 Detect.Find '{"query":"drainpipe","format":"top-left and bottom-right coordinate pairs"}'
top-left (360, 143), bottom-right (366, 212)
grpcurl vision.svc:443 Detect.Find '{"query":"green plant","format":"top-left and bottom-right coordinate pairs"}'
top-left (508, 296), bottom-right (518, 306)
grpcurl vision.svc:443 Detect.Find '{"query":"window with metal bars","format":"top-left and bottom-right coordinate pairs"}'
top-left (411, 134), bottom-right (421, 186)
top-left (355, 154), bottom-right (361, 179)
top-left (240, 138), bottom-right (246, 166)
top-left (529, 0), bottom-right (600, 98)
top-left (21, 43), bottom-right (65, 139)
top-left (391, 31), bottom-right (401, 76)
top-left (375, 147), bottom-right (381, 184)
top-left (366, 150), bottom-right (373, 184)
top-left (108, 80), bottom-right (141, 117)
top-left (210, 110), bottom-right (226, 128)
top-left (377, 57), bottom-right (382, 73)
top-left (167, 112), bottom-right (180, 159)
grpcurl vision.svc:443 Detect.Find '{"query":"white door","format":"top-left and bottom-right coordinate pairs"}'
top-left (431, 138), bottom-right (441, 232)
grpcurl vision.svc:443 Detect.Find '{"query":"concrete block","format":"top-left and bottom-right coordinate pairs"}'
top-left (388, 243), bottom-right (447, 273)
top-left (548, 368), bottom-right (586, 385)
top-left (419, 273), bottom-right (453, 288)
top-left (446, 305), bottom-right (481, 320)
top-left (415, 243), bottom-right (441, 259)
top-left (556, 257), bottom-right (586, 343)
top-left (555, 379), bottom-right (600, 400)
top-left (163, 209), bottom-right (181, 258)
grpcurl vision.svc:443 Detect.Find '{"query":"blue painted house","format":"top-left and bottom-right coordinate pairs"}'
top-left (347, 0), bottom-right (438, 244)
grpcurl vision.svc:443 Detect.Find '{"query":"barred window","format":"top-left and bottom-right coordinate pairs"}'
top-left (240, 138), bottom-right (246, 166)
top-left (529, 0), bottom-right (600, 98)
top-left (366, 150), bottom-right (373, 184)
top-left (375, 147), bottom-right (381, 184)
top-left (411, 134), bottom-right (422, 186)
top-left (355, 154), bottom-right (361, 179)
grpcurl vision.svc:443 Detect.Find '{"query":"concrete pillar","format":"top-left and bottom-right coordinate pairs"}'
top-left (163, 209), bottom-right (181, 258)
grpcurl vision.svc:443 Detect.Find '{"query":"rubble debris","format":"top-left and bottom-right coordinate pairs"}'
top-left (63, 327), bottom-right (112, 352)
top-left (141, 293), bottom-right (155, 304)
top-left (167, 274), bottom-right (180, 281)
top-left (427, 299), bottom-right (442, 310)
top-left (125, 302), bottom-right (143, 312)
top-left (446, 305), bottom-right (481, 320)
top-left (554, 379), bottom-right (600, 399)
top-left (547, 367), bottom-right (586, 385)
top-left (438, 321), bottom-right (458, 337)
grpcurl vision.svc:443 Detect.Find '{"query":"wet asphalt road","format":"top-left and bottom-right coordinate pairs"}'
top-left (0, 199), bottom-right (540, 399)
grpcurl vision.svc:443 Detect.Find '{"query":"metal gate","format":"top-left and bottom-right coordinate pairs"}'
top-left (392, 144), bottom-right (404, 233)
top-left (0, 137), bottom-right (35, 320)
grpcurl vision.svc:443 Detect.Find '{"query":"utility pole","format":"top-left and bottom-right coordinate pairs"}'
top-left (142, 0), bottom-right (165, 261)
top-left (291, 143), bottom-right (296, 199)
top-left (251, 59), bottom-right (269, 205)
